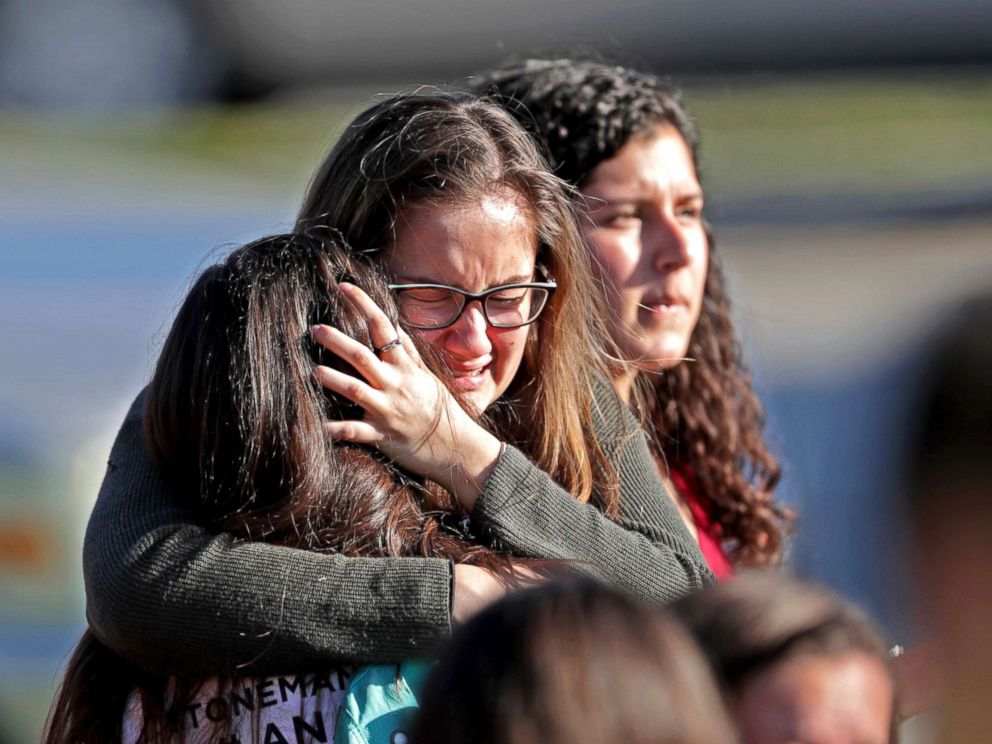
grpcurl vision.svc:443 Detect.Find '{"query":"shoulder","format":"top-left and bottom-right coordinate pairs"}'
top-left (108, 387), bottom-right (149, 449)
top-left (125, 386), bottom-right (149, 423)
top-left (589, 373), bottom-right (641, 448)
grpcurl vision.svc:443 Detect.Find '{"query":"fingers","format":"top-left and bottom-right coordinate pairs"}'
top-left (323, 420), bottom-right (382, 445)
top-left (398, 327), bottom-right (426, 367)
top-left (314, 364), bottom-right (387, 414)
top-left (339, 282), bottom-right (402, 353)
top-left (312, 324), bottom-right (390, 389)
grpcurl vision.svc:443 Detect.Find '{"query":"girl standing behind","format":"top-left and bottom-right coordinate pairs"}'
top-left (476, 59), bottom-right (791, 574)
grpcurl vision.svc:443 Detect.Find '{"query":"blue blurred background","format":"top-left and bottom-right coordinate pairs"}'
top-left (1, 1), bottom-right (991, 740)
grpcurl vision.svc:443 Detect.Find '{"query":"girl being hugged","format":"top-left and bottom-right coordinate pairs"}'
top-left (476, 60), bottom-right (791, 574)
top-left (80, 92), bottom-right (711, 685)
top-left (48, 233), bottom-right (541, 742)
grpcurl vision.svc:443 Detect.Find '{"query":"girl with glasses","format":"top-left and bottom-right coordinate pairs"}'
top-left (76, 92), bottom-right (711, 706)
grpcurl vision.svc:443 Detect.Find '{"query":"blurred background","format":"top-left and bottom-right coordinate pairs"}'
top-left (1, 0), bottom-right (991, 740)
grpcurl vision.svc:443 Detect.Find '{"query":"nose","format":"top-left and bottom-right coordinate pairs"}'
top-left (445, 301), bottom-right (493, 357)
top-left (646, 214), bottom-right (692, 273)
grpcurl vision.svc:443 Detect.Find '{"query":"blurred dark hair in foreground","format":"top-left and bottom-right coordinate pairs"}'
top-left (672, 573), bottom-right (896, 744)
top-left (909, 290), bottom-right (992, 512)
top-left (411, 579), bottom-right (737, 744)
top-left (907, 288), bottom-right (992, 743)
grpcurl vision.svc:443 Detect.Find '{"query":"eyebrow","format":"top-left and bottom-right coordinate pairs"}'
top-left (583, 179), bottom-right (704, 201)
top-left (586, 188), bottom-right (704, 204)
top-left (391, 273), bottom-right (534, 287)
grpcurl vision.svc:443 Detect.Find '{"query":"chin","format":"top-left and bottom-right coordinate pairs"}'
top-left (462, 388), bottom-right (497, 416)
top-left (635, 341), bottom-right (692, 372)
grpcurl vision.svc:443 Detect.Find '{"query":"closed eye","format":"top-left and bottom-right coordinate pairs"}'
top-left (595, 207), bottom-right (642, 228)
top-left (406, 288), bottom-right (447, 299)
top-left (488, 292), bottom-right (527, 305)
top-left (400, 288), bottom-right (456, 307)
top-left (676, 196), bottom-right (704, 222)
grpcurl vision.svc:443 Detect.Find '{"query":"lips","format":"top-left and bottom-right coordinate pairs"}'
top-left (638, 293), bottom-right (688, 316)
top-left (447, 357), bottom-right (493, 391)
top-left (448, 356), bottom-right (492, 374)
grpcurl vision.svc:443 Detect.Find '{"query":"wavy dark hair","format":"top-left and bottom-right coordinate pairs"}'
top-left (44, 233), bottom-right (530, 743)
top-left (296, 92), bottom-right (621, 512)
top-left (474, 59), bottom-right (789, 565)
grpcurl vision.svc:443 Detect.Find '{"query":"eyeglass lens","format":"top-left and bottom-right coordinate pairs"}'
top-left (395, 286), bottom-right (550, 329)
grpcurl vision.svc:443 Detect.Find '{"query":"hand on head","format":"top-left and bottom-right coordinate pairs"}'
top-left (312, 282), bottom-right (502, 510)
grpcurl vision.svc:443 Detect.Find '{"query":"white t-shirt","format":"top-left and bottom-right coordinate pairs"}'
top-left (122, 670), bottom-right (348, 743)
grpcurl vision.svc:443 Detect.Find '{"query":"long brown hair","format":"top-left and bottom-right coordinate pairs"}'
top-left (297, 92), bottom-right (621, 511)
top-left (411, 579), bottom-right (738, 744)
top-left (44, 232), bottom-right (528, 743)
top-left (143, 232), bottom-right (509, 562)
top-left (474, 59), bottom-right (790, 565)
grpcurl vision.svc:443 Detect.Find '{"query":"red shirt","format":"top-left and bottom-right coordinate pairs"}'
top-left (669, 468), bottom-right (733, 581)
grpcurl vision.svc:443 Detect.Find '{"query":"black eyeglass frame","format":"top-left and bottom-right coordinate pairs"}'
top-left (387, 280), bottom-right (557, 330)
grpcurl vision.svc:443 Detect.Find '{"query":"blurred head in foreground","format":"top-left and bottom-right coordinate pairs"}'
top-left (908, 290), bottom-right (992, 742)
top-left (672, 573), bottom-right (895, 744)
top-left (411, 579), bottom-right (737, 744)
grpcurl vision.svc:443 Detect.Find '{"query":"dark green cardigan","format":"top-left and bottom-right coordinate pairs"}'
top-left (83, 380), bottom-right (712, 675)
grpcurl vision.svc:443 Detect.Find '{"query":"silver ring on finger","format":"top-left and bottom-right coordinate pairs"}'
top-left (374, 338), bottom-right (403, 357)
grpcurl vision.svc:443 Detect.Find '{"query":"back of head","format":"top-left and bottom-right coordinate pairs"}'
top-left (910, 290), bottom-right (992, 520)
top-left (908, 290), bottom-right (992, 742)
top-left (472, 58), bottom-right (699, 186)
top-left (49, 234), bottom-right (378, 744)
top-left (671, 573), bottom-right (891, 695)
top-left (412, 579), bottom-right (737, 744)
top-left (145, 231), bottom-right (393, 536)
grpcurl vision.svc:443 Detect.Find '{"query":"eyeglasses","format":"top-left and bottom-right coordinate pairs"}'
top-left (387, 280), bottom-right (556, 330)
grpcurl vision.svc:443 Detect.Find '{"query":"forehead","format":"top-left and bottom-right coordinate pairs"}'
top-left (740, 652), bottom-right (893, 743)
top-left (385, 193), bottom-right (539, 290)
top-left (581, 124), bottom-right (700, 197)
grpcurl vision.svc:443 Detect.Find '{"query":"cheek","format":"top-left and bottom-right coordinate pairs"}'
top-left (692, 236), bottom-right (710, 287)
top-left (584, 232), bottom-right (642, 318)
top-left (491, 327), bottom-right (528, 367)
top-left (488, 329), bottom-right (529, 393)
top-left (685, 239), bottom-right (710, 319)
top-left (410, 328), bottom-right (447, 362)
top-left (585, 231), bottom-right (640, 286)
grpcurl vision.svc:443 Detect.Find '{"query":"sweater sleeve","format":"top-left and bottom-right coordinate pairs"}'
top-left (471, 380), bottom-right (715, 603)
top-left (83, 391), bottom-right (452, 676)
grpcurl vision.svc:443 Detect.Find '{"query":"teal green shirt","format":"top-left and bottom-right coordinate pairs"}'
top-left (334, 661), bottom-right (434, 744)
